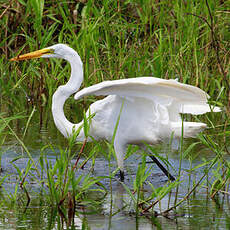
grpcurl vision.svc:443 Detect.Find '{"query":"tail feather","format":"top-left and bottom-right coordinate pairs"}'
top-left (171, 122), bottom-right (207, 138)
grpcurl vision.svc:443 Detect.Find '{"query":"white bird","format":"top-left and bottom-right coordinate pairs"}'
top-left (11, 44), bottom-right (220, 181)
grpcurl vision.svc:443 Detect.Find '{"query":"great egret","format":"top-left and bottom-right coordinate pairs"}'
top-left (11, 44), bottom-right (220, 181)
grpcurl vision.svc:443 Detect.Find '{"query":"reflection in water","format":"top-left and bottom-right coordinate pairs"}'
top-left (0, 144), bottom-right (230, 229)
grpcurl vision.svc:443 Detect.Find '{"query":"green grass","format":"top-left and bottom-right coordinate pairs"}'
top-left (0, 0), bottom-right (230, 228)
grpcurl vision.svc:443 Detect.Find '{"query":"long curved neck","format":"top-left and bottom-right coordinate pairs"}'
top-left (52, 53), bottom-right (85, 140)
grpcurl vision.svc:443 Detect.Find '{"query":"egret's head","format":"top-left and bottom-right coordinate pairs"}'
top-left (10, 44), bottom-right (78, 62)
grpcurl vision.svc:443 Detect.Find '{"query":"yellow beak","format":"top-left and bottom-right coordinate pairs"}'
top-left (10, 48), bottom-right (53, 61)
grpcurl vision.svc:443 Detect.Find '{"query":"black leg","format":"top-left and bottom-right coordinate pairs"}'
top-left (149, 155), bottom-right (175, 181)
top-left (120, 170), bottom-right (124, 182)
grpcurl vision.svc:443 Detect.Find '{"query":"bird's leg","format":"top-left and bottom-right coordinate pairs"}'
top-left (114, 141), bottom-right (126, 181)
top-left (120, 170), bottom-right (124, 182)
top-left (149, 155), bottom-right (175, 181)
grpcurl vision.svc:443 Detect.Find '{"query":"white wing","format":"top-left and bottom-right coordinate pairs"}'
top-left (74, 77), bottom-right (220, 115)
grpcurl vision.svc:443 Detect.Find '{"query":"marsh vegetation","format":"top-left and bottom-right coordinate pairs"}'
top-left (0, 0), bottom-right (229, 229)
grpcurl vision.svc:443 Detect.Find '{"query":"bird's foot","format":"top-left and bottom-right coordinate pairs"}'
top-left (120, 170), bottom-right (124, 182)
top-left (114, 170), bottom-right (125, 181)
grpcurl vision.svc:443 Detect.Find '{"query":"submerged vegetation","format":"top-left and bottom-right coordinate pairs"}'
top-left (0, 0), bottom-right (229, 229)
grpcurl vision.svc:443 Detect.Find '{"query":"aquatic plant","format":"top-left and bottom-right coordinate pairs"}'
top-left (0, 0), bottom-right (229, 228)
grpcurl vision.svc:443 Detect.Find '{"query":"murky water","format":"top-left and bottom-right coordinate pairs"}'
top-left (0, 104), bottom-right (229, 229)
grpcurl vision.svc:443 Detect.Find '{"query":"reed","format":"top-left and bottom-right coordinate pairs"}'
top-left (0, 0), bottom-right (229, 227)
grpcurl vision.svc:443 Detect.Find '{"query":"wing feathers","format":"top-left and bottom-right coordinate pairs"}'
top-left (74, 77), bottom-right (220, 115)
top-left (181, 104), bottom-right (221, 115)
top-left (75, 77), bottom-right (207, 101)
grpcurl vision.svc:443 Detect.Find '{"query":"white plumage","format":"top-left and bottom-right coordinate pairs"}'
top-left (11, 44), bottom-right (220, 181)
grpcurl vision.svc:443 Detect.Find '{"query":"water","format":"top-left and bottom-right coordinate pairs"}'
top-left (0, 105), bottom-right (229, 229)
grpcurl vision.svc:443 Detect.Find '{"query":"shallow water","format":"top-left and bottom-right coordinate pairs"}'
top-left (1, 144), bottom-right (230, 229)
top-left (0, 104), bottom-right (229, 229)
